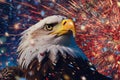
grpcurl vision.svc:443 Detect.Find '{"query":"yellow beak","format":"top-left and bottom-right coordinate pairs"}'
top-left (51, 19), bottom-right (76, 37)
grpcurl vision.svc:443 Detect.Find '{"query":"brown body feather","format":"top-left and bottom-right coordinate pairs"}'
top-left (0, 52), bottom-right (112, 80)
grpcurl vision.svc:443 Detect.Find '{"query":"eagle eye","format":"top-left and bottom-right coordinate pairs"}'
top-left (44, 24), bottom-right (53, 31)
top-left (44, 23), bottom-right (58, 31)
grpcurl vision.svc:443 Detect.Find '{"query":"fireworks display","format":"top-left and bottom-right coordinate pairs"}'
top-left (0, 0), bottom-right (120, 80)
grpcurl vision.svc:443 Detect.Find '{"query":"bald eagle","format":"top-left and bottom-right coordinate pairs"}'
top-left (0, 15), bottom-right (112, 80)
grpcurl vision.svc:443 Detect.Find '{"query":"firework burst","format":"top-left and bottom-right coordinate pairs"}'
top-left (60, 0), bottom-right (120, 79)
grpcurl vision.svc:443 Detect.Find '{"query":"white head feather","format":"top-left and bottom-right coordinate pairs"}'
top-left (17, 15), bottom-right (88, 69)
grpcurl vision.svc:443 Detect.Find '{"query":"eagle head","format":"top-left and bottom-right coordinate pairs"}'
top-left (17, 15), bottom-right (87, 69)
